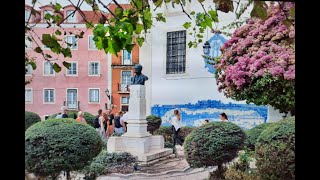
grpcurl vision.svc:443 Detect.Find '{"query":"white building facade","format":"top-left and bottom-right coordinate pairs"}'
top-left (139, 1), bottom-right (285, 129)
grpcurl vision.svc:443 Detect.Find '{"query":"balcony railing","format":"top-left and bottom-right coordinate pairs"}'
top-left (63, 101), bottom-right (80, 110)
top-left (118, 83), bottom-right (130, 93)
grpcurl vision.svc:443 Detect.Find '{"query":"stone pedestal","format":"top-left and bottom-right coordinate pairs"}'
top-left (107, 85), bottom-right (172, 162)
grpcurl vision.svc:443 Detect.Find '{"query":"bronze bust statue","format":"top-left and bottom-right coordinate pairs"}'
top-left (131, 64), bottom-right (148, 85)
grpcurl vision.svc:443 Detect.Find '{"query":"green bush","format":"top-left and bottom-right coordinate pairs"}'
top-left (245, 123), bottom-right (273, 150)
top-left (49, 111), bottom-right (96, 127)
top-left (25, 118), bottom-right (102, 179)
top-left (146, 115), bottom-right (162, 134)
top-left (25, 111), bottom-right (41, 131)
top-left (82, 151), bottom-right (137, 180)
top-left (184, 122), bottom-right (246, 178)
top-left (255, 116), bottom-right (295, 180)
top-left (154, 126), bottom-right (196, 143)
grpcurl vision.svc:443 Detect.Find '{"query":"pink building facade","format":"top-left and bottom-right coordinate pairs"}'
top-left (25, 4), bottom-right (110, 119)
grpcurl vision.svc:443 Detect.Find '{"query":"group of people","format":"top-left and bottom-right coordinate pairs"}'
top-left (54, 106), bottom-right (128, 141)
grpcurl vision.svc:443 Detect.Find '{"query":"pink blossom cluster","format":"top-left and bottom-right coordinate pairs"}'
top-left (215, 2), bottom-right (295, 92)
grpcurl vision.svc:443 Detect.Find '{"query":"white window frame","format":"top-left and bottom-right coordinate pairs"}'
top-left (66, 88), bottom-right (78, 109)
top-left (25, 36), bottom-right (32, 49)
top-left (65, 35), bottom-right (78, 50)
top-left (66, 10), bottom-right (77, 23)
top-left (88, 35), bottom-right (97, 50)
top-left (122, 50), bottom-right (132, 65)
top-left (120, 70), bottom-right (132, 92)
top-left (88, 88), bottom-right (100, 104)
top-left (25, 64), bottom-right (33, 76)
top-left (43, 88), bottom-right (55, 104)
top-left (121, 70), bottom-right (132, 85)
top-left (66, 61), bottom-right (78, 76)
top-left (25, 88), bottom-right (33, 104)
top-left (25, 9), bottom-right (31, 22)
top-left (88, 61), bottom-right (100, 76)
top-left (43, 61), bottom-right (55, 76)
top-left (120, 96), bottom-right (129, 112)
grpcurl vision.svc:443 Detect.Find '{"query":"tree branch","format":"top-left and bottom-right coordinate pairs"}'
top-left (97, 0), bottom-right (119, 20)
top-left (179, 1), bottom-right (192, 20)
top-left (112, 0), bottom-right (123, 10)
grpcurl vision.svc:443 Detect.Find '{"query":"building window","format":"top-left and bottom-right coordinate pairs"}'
top-left (25, 37), bottom-right (32, 49)
top-left (89, 89), bottom-right (100, 103)
top-left (66, 10), bottom-right (76, 23)
top-left (25, 64), bottom-right (33, 75)
top-left (44, 61), bottom-right (55, 75)
top-left (122, 50), bottom-right (132, 65)
top-left (121, 96), bottom-right (129, 112)
top-left (88, 35), bottom-right (97, 49)
top-left (44, 89), bottom-right (55, 103)
top-left (25, 10), bottom-right (31, 22)
top-left (25, 89), bottom-right (32, 103)
top-left (120, 71), bottom-right (131, 91)
top-left (67, 89), bottom-right (78, 109)
top-left (89, 62), bottom-right (100, 76)
top-left (67, 62), bottom-right (78, 76)
top-left (65, 35), bottom-right (78, 49)
top-left (166, 30), bottom-right (186, 74)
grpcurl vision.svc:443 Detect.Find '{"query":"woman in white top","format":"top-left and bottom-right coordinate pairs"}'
top-left (170, 109), bottom-right (183, 146)
top-left (98, 112), bottom-right (107, 140)
top-left (220, 112), bottom-right (229, 121)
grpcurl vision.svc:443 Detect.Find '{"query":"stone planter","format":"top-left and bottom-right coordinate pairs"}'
top-left (146, 115), bottom-right (162, 134)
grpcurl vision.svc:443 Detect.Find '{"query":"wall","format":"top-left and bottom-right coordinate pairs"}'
top-left (139, 0), bottom-right (283, 129)
top-left (25, 26), bottom-right (109, 118)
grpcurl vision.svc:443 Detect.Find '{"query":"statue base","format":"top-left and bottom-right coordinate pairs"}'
top-left (107, 85), bottom-right (172, 162)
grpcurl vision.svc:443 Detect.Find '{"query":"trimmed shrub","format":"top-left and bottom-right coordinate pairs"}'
top-left (146, 115), bottom-right (162, 134)
top-left (49, 111), bottom-right (95, 127)
top-left (82, 151), bottom-right (137, 180)
top-left (25, 111), bottom-right (41, 131)
top-left (245, 123), bottom-right (273, 150)
top-left (184, 122), bottom-right (246, 178)
top-left (25, 118), bottom-right (102, 179)
top-left (255, 116), bottom-right (295, 180)
top-left (154, 126), bottom-right (196, 143)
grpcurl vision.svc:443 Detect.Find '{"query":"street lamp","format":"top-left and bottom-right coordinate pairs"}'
top-left (203, 41), bottom-right (211, 55)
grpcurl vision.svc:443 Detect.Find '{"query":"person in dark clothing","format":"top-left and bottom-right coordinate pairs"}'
top-left (61, 106), bottom-right (68, 118)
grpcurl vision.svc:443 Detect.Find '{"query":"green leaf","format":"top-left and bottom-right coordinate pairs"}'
top-left (188, 41), bottom-right (193, 48)
top-left (62, 61), bottom-right (71, 69)
top-left (204, 15), bottom-right (213, 29)
top-left (199, 28), bottom-right (205, 33)
top-left (34, 47), bottom-right (42, 53)
top-left (53, 15), bottom-right (61, 23)
top-left (196, 34), bottom-right (204, 38)
top-left (183, 22), bottom-right (192, 29)
top-left (135, 24), bottom-right (144, 34)
top-left (54, 3), bottom-right (62, 12)
top-left (250, 1), bottom-right (268, 20)
top-left (190, 11), bottom-right (195, 15)
top-left (198, 0), bottom-right (205, 2)
top-left (137, 37), bottom-right (144, 47)
top-left (154, 0), bottom-right (163, 7)
top-left (208, 10), bottom-right (218, 22)
top-left (86, 22), bottom-right (94, 29)
top-left (29, 61), bottom-right (37, 70)
top-left (85, 0), bottom-right (93, 4)
top-left (156, 13), bottom-right (166, 22)
top-left (55, 30), bottom-right (61, 35)
top-left (32, 0), bottom-right (37, 4)
top-left (115, 7), bottom-right (123, 19)
top-left (44, 13), bottom-right (52, 21)
top-left (61, 48), bottom-right (72, 58)
top-left (52, 63), bottom-right (61, 73)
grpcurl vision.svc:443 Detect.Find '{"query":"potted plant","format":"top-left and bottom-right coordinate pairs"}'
top-left (146, 115), bottom-right (162, 134)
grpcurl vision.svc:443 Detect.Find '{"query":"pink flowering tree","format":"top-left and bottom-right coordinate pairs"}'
top-left (214, 2), bottom-right (295, 115)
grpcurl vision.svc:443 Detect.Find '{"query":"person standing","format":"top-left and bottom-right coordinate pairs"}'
top-left (106, 111), bottom-right (114, 138)
top-left (98, 112), bottom-right (107, 140)
top-left (219, 112), bottom-right (229, 122)
top-left (121, 111), bottom-right (128, 132)
top-left (75, 111), bottom-right (87, 124)
top-left (170, 110), bottom-right (183, 147)
top-left (114, 111), bottom-right (124, 134)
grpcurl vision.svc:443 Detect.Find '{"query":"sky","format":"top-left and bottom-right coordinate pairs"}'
top-left (25, 0), bottom-right (131, 10)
